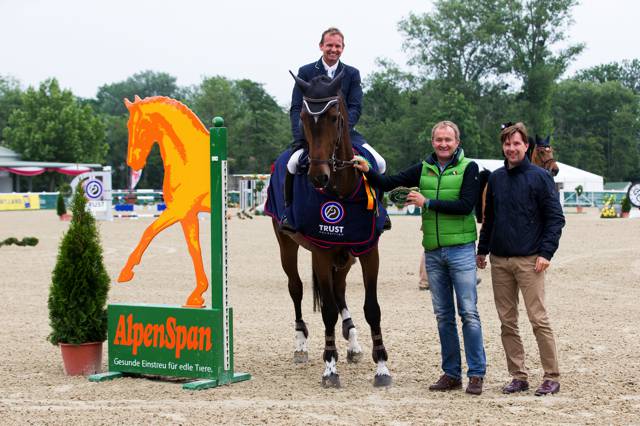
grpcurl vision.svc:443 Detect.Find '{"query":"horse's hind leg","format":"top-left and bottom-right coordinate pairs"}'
top-left (360, 248), bottom-right (392, 387)
top-left (333, 259), bottom-right (363, 363)
top-left (272, 221), bottom-right (308, 363)
top-left (117, 210), bottom-right (179, 283)
top-left (180, 213), bottom-right (208, 308)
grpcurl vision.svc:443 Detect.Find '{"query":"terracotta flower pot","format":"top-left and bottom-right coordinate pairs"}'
top-left (59, 341), bottom-right (103, 376)
top-left (58, 213), bottom-right (72, 221)
top-left (621, 211), bottom-right (630, 218)
top-left (576, 206), bottom-right (584, 213)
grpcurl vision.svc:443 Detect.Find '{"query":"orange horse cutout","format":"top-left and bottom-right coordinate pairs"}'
top-left (117, 96), bottom-right (210, 308)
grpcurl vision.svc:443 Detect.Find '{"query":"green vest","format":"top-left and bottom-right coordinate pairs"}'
top-left (420, 153), bottom-right (477, 250)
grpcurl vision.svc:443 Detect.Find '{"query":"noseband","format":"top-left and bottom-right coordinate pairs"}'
top-left (302, 95), bottom-right (355, 172)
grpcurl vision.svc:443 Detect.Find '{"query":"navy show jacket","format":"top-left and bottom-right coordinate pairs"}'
top-left (478, 157), bottom-right (565, 260)
top-left (289, 58), bottom-right (363, 142)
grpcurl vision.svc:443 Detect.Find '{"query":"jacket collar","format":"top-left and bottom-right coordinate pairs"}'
top-left (315, 57), bottom-right (343, 77)
top-left (504, 156), bottom-right (531, 174)
top-left (426, 147), bottom-right (464, 169)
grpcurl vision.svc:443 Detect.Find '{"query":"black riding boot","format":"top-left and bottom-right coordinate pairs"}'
top-left (280, 171), bottom-right (296, 233)
top-left (383, 214), bottom-right (392, 231)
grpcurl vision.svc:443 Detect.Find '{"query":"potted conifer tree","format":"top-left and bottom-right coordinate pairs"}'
top-left (56, 183), bottom-right (72, 221)
top-left (621, 195), bottom-right (631, 218)
top-left (575, 185), bottom-right (584, 213)
top-left (48, 182), bottom-right (110, 375)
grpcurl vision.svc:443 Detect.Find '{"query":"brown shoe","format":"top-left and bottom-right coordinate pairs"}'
top-left (428, 374), bottom-right (462, 391)
top-left (535, 380), bottom-right (560, 396)
top-left (466, 376), bottom-right (483, 395)
top-left (502, 379), bottom-right (529, 394)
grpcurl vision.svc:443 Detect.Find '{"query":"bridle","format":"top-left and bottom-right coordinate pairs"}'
top-left (302, 95), bottom-right (356, 172)
top-left (533, 146), bottom-right (557, 169)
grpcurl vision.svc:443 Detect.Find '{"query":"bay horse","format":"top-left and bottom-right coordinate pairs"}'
top-left (269, 71), bottom-right (391, 388)
top-left (117, 96), bottom-right (211, 308)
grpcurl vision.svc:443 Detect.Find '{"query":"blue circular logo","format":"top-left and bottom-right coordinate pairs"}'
top-left (321, 201), bottom-right (345, 224)
top-left (84, 179), bottom-right (104, 200)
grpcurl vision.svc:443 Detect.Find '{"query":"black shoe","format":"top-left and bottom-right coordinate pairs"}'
top-left (383, 215), bottom-right (392, 231)
top-left (280, 216), bottom-right (296, 233)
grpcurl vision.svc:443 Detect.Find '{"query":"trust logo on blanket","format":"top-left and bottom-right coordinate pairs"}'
top-left (321, 201), bottom-right (345, 224)
top-left (319, 201), bottom-right (345, 236)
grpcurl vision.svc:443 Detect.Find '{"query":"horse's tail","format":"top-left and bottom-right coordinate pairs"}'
top-left (312, 266), bottom-right (322, 312)
top-left (475, 168), bottom-right (491, 223)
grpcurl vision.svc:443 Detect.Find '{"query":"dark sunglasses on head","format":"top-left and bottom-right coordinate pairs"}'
top-left (500, 121), bottom-right (515, 130)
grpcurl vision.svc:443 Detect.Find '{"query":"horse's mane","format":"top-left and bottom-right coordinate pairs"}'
top-left (134, 96), bottom-right (208, 134)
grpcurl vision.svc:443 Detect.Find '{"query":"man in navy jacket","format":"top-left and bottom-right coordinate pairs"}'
top-left (477, 122), bottom-right (565, 397)
top-left (290, 27), bottom-right (364, 150)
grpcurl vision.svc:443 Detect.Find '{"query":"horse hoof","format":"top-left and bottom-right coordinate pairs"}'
top-left (373, 374), bottom-right (392, 388)
top-left (117, 269), bottom-right (134, 283)
top-left (347, 350), bottom-right (362, 364)
top-left (322, 373), bottom-right (341, 388)
top-left (293, 351), bottom-right (308, 363)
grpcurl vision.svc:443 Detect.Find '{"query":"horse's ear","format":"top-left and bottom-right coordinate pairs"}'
top-left (124, 98), bottom-right (133, 110)
top-left (134, 95), bottom-right (142, 102)
top-left (289, 70), bottom-right (311, 93)
top-left (544, 135), bottom-right (551, 146)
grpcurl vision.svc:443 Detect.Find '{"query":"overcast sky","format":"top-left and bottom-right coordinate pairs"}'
top-left (1, 0), bottom-right (638, 107)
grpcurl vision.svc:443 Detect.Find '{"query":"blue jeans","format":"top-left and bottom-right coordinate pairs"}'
top-left (425, 242), bottom-right (486, 379)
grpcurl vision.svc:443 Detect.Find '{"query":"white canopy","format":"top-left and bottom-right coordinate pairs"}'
top-left (471, 158), bottom-right (604, 192)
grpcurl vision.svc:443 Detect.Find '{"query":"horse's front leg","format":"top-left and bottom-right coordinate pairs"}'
top-left (180, 212), bottom-right (208, 308)
top-left (117, 209), bottom-right (179, 283)
top-left (313, 252), bottom-right (341, 388)
top-left (272, 220), bottom-right (308, 363)
top-left (333, 256), bottom-right (363, 363)
top-left (360, 248), bottom-right (392, 387)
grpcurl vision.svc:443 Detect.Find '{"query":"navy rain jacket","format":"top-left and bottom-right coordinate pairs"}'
top-left (478, 157), bottom-right (565, 260)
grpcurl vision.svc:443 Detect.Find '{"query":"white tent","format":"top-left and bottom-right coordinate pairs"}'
top-left (471, 158), bottom-right (603, 192)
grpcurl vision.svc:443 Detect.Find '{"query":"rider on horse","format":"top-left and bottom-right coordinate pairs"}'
top-left (280, 27), bottom-right (388, 232)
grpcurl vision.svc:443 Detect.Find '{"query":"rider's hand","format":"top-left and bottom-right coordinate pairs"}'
top-left (353, 156), bottom-right (370, 173)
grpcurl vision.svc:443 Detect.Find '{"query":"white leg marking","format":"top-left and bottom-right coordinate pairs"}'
top-left (348, 328), bottom-right (362, 353)
top-left (295, 331), bottom-right (308, 352)
top-left (376, 360), bottom-right (390, 376)
top-left (323, 357), bottom-right (338, 377)
top-left (341, 308), bottom-right (351, 321)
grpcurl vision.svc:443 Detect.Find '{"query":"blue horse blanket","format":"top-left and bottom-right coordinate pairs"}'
top-left (265, 146), bottom-right (386, 256)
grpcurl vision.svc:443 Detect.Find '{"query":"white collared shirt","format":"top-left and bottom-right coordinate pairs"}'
top-left (322, 59), bottom-right (339, 78)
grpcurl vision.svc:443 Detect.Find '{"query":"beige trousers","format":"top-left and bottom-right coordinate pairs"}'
top-left (490, 254), bottom-right (560, 381)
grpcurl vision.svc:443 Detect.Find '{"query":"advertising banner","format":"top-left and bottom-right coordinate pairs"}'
top-left (0, 194), bottom-right (40, 211)
top-left (108, 304), bottom-right (225, 379)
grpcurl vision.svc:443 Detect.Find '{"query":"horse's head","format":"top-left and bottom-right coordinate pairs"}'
top-left (291, 70), bottom-right (347, 189)
top-left (124, 95), bottom-right (162, 171)
top-left (529, 135), bottom-right (559, 177)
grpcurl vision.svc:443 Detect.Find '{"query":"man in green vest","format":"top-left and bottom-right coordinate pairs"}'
top-left (354, 120), bottom-right (486, 395)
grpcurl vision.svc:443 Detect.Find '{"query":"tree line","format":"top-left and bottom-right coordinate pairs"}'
top-left (1, 0), bottom-right (639, 191)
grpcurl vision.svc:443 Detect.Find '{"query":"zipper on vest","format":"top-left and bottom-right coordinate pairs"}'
top-left (435, 170), bottom-right (442, 248)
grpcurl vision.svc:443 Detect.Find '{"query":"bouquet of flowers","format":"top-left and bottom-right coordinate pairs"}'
top-left (600, 195), bottom-right (617, 218)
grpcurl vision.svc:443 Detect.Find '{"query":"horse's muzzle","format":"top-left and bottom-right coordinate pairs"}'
top-left (309, 173), bottom-right (329, 189)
